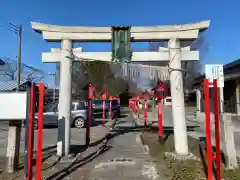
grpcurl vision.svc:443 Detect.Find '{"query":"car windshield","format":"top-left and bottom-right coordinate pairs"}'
top-left (76, 102), bottom-right (86, 110)
top-left (166, 99), bottom-right (172, 102)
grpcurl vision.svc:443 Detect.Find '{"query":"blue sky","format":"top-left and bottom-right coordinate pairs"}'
top-left (0, 0), bottom-right (240, 84)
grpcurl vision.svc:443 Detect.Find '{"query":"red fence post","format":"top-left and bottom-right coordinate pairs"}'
top-left (109, 100), bottom-right (112, 119)
top-left (133, 101), bottom-right (136, 112)
top-left (144, 100), bottom-right (148, 127)
top-left (136, 100), bottom-right (140, 116)
top-left (86, 98), bottom-right (92, 146)
top-left (102, 100), bottom-right (105, 122)
top-left (204, 79), bottom-right (213, 180)
top-left (36, 83), bottom-right (44, 180)
top-left (86, 85), bottom-right (94, 146)
top-left (136, 100), bottom-right (139, 113)
top-left (27, 84), bottom-right (35, 180)
top-left (213, 79), bottom-right (222, 180)
top-left (101, 92), bottom-right (108, 123)
top-left (158, 100), bottom-right (162, 137)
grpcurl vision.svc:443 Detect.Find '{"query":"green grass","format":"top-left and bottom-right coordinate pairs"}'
top-left (141, 132), bottom-right (205, 180)
top-left (223, 166), bottom-right (240, 180)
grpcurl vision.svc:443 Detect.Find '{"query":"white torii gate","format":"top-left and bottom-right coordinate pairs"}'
top-left (32, 20), bottom-right (210, 157)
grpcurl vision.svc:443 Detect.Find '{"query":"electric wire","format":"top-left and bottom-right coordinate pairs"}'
top-left (0, 16), bottom-right (19, 35)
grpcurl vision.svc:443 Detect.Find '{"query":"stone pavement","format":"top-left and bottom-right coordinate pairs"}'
top-left (78, 115), bottom-right (161, 180)
top-left (0, 119), bottom-right (113, 180)
top-left (35, 110), bottom-right (161, 180)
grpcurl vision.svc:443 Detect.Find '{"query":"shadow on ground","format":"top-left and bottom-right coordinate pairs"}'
top-left (40, 113), bottom-right (199, 179)
top-left (198, 137), bottom-right (227, 179)
top-left (45, 144), bottom-right (112, 180)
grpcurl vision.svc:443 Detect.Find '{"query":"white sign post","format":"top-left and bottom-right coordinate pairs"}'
top-left (0, 92), bottom-right (28, 120)
top-left (0, 92), bottom-right (28, 173)
top-left (205, 64), bottom-right (224, 87)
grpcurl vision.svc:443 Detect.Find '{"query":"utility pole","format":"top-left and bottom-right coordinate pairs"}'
top-left (16, 24), bottom-right (22, 90)
top-left (53, 74), bottom-right (56, 103)
top-left (6, 24), bottom-right (22, 173)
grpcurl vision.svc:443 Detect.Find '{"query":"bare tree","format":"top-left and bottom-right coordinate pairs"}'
top-left (72, 61), bottom-right (89, 91)
top-left (181, 34), bottom-right (208, 90)
top-left (147, 35), bottom-right (208, 91)
top-left (0, 57), bottom-right (45, 82)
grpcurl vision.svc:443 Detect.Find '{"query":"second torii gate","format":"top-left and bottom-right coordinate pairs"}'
top-left (32, 20), bottom-right (210, 157)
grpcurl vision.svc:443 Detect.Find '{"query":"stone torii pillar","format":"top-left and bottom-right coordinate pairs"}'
top-left (31, 20), bottom-right (210, 156)
top-left (57, 39), bottom-right (73, 156)
top-left (168, 39), bottom-right (188, 155)
top-left (160, 44), bottom-right (196, 155)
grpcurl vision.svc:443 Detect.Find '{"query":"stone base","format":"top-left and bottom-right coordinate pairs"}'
top-left (164, 152), bottom-right (200, 161)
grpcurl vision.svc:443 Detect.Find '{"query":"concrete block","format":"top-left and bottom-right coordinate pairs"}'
top-left (220, 114), bottom-right (238, 169)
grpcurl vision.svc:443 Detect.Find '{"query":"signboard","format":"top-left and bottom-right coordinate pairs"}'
top-left (205, 64), bottom-right (224, 87)
top-left (0, 92), bottom-right (28, 120)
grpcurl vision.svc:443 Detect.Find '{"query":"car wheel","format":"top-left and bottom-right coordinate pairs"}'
top-left (74, 117), bottom-right (85, 128)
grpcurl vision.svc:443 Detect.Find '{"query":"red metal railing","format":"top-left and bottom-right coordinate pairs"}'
top-left (203, 79), bottom-right (222, 180)
top-left (157, 100), bottom-right (163, 137)
top-left (36, 83), bottom-right (45, 180)
top-left (27, 84), bottom-right (35, 180)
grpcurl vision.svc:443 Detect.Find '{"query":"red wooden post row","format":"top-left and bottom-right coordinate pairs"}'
top-left (128, 94), bottom-right (164, 137)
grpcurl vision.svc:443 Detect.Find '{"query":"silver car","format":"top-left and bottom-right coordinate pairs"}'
top-left (33, 101), bottom-right (88, 129)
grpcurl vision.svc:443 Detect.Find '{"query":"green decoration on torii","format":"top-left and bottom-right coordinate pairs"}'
top-left (111, 26), bottom-right (132, 62)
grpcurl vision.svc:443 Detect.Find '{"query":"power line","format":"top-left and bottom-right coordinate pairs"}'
top-left (0, 16), bottom-right (19, 35)
top-left (0, 23), bottom-right (19, 34)
top-left (0, 16), bottom-right (18, 29)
